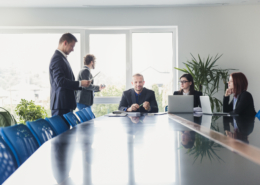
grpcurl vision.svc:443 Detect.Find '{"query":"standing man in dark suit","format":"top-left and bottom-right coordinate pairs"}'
top-left (118, 73), bottom-right (158, 113)
top-left (49, 33), bottom-right (91, 125)
top-left (76, 54), bottom-right (105, 111)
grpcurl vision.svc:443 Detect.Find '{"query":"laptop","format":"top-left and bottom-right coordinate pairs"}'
top-left (200, 96), bottom-right (229, 115)
top-left (168, 95), bottom-right (194, 113)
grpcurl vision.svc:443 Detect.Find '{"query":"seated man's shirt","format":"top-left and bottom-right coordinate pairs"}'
top-left (118, 88), bottom-right (158, 113)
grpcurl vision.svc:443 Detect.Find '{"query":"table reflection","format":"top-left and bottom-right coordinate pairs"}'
top-left (127, 116), bottom-right (147, 124)
top-left (180, 130), bottom-right (224, 164)
top-left (181, 131), bottom-right (196, 149)
top-left (5, 114), bottom-right (260, 185)
top-left (175, 114), bottom-right (256, 144)
top-left (223, 116), bottom-right (255, 143)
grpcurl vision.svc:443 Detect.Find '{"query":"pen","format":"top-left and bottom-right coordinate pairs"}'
top-left (139, 104), bottom-right (143, 107)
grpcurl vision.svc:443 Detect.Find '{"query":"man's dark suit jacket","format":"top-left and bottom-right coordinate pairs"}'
top-left (173, 90), bottom-right (202, 107)
top-left (49, 50), bottom-right (81, 110)
top-left (76, 66), bottom-right (99, 106)
top-left (223, 91), bottom-right (256, 116)
top-left (118, 88), bottom-right (158, 113)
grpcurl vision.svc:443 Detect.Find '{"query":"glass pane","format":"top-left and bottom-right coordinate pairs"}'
top-left (89, 34), bottom-right (126, 97)
top-left (92, 104), bottom-right (119, 118)
top-left (0, 33), bottom-right (80, 118)
top-left (132, 33), bottom-right (173, 112)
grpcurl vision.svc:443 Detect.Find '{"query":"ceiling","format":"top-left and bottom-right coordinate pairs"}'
top-left (0, 0), bottom-right (259, 7)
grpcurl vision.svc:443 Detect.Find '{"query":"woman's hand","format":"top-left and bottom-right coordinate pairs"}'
top-left (225, 88), bottom-right (233, 97)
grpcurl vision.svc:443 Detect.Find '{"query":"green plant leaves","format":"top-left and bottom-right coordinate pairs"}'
top-left (15, 99), bottom-right (47, 124)
top-left (187, 133), bottom-right (224, 164)
top-left (175, 54), bottom-right (236, 111)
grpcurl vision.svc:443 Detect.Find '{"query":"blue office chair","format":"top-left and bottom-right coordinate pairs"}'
top-left (85, 107), bottom-right (95, 119)
top-left (26, 119), bottom-right (57, 146)
top-left (0, 124), bottom-right (39, 166)
top-left (75, 110), bottom-right (89, 123)
top-left (45, 115), bottom-right (69, 135)
top-left (82, 108), bottom-right (92, 121)
top-left (165, 105), bottom-right (168, 112)
top-left (0, 136), bottom-right (18, 184)
top-left (63, 112), bottom-right (80, 127)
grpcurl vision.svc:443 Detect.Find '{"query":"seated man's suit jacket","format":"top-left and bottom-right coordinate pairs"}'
top-left (49, 50), bottom-right (82, 110)
top-left (118, 88), bottom-right (158, 113)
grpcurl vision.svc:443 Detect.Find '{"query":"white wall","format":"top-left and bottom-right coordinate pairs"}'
top-left (1, 5), bottom-right (260, 110)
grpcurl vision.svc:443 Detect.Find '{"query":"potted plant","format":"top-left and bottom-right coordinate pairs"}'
top-left (15, 99), bottom-right (47, 124)
top-left (175, 54), bottom-right (236, 111)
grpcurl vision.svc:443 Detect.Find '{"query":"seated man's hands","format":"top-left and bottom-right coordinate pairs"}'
top-left (81, 80), bottom-right (91, 87)
top-left (127, 104), bottom-right (140, 112)
top-left (143, 101), bottom-right (151, 111)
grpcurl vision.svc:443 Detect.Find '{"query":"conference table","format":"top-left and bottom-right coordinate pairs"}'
top-left (3, 112), bottom-right (260, 185)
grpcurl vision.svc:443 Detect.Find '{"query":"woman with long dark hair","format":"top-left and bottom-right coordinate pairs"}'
top-left (223, 72), bottom-right (256, 116)
top-left (174, 73), bottom-right (202, 107)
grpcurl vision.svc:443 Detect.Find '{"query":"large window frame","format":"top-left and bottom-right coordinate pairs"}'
top-left (85, 30), bottom-right (130, 104)
top-left (85, 27), bottom-right (178, 104)
top-left (130, 28), bottom-right (178, 98)
top-left (0, 27), bottom-right (180, 184)
top-left (0, 27), bottom-right (178, 105)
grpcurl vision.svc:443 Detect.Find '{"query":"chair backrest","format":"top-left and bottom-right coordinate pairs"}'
top-left (82, 108), bottom-right (92, 121)
top-left (165, 105), bottom-right (168, 112)
top-left (45, 115), bottom-right (69, 135)
top-left (75, 110), bottom-right (88, 122)
top-left (85, 107), bottom-right (95, 119)
top-left (0, 136), bottom-right (17, 184)
top-left (63, 112), bottom-right (80, 127)
top-left (26, 119), bottom-right (57, 146)
top-left (0, 124), bottom-right (39, 166)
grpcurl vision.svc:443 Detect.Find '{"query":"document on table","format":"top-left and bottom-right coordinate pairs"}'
top-left (107, 113), bottom-right (127, 117)
top-left (154, 112), bottom-right (168, 115)
top-left (193, 107), bottom-right (202, 112)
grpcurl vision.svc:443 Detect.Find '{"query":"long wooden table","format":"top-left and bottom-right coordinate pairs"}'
top-left (3, 113), bottom-right (260, 185)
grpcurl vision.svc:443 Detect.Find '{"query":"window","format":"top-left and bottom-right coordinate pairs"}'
top-left (86, 29), bottom-right (176, 116)
top-left (132, 32), bottom-right (174, 112)
top-left (0, 33), bottom-right (80, 117)
top-left (86, 31), bottom-right (129, 116)
top-left (0, 28), bottom-right (177, 118)
top-left (89, 34), bottom-right (126, 94)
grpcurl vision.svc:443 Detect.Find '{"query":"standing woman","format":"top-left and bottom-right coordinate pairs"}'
top-left (224, 72), bottom-right (256, 116)
top-left (174, 74), bottom-right (202, 107)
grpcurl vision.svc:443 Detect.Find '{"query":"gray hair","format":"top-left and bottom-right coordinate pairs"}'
top-left (132, 73), bottom-right (144, 81)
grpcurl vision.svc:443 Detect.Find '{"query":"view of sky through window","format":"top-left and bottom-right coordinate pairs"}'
top-left (0, 33), bottom-right (80, 116)
top-left (0, 31), bottom-right (174, 118)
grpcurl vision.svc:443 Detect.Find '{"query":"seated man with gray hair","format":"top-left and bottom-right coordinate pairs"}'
top-left (118, 73), bottom-right (158, 113)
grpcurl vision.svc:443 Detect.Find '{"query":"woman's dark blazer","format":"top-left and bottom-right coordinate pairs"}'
top-left (173, 90), bottom-right (203, 107)
top-left (223, 91), bottom-right (256, 116)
